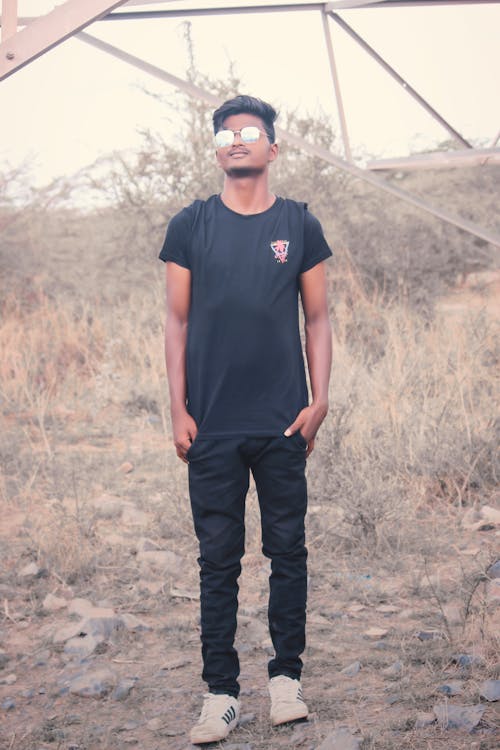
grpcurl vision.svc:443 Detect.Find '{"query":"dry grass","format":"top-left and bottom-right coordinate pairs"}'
top-left (1, 262), bottom-right (498, 566)
top-left (0, 289), bottom-right (105, 456)
top-left (0, 259), bottom-right (499, 749)
top-left (309, 254), bottom-right (498, 554)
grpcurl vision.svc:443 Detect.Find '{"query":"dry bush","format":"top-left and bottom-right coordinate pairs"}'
top-left (2, 254), bottom-right (497, 559)
top-left (1, 289), bottom-right (105, 400)
top-left (313, 165), bottom-right (500, 307)
top-left (23, 497), bottom-right (100, 585)
top-left (0, 289), bottom-right (105, 454)
top-left (88, 285), bottom-right (169, 429)
top-left (309, 256), bottom-right (499, 553)
top-left (0, 279), bottom-right (171, 423)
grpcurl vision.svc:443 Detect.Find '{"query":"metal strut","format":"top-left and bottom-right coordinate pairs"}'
top-left (76, 30), bottom-right (500, 249)
top-left (328, 10), bottom-right (473, 149)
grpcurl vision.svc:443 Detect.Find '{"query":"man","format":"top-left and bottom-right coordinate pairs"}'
top-left (160, 95), bottom-right (332, 745)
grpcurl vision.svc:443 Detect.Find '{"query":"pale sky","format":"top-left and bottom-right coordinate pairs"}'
top-left (1, 1), bottom-right (499, 187)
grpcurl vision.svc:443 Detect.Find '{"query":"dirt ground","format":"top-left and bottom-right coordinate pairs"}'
top-left (0, 406), bottom-right (498, 750)
top-left (2, 115), bottom-right (500, 750)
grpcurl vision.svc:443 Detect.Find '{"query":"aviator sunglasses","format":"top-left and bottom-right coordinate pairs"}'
top-left (214, 126), bottom-right (269, 148)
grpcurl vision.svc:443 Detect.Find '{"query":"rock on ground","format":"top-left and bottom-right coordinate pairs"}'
top-left (19, 562), bottom-right (41, 578)
top-left (0, 673), bottom-right (17, 685)
top-left (340, 661), bottom-right (361, 676)
top-left (112, 678), bottom-right (138, 701)
top-left (43, 593), bottom-right (68, 612)
top-left (433, 703), bottom-right (486, 731)
top-left (316, 727), bottom-right (361, 750)
top-left (67, 598), bottom-right (114, 618)
top-left (53, 600), bottom-right (151, 659)
top-left (452, 653), bottom-right (484, 669)
top-left (137, 549), bottom-right (183, 573)
top-left (479, 679), bottom-right (500, 702)
top-left (415, 711), bottom-right (435, 728)
top-left (63, 633), bottom-right (103, 660)
top-left (487, 560), bottom-right (500, 579)
top-left (382, 661), bottom-right (402, 677)
top-left (364, 627), bottom-right (388, 639)
top-left (415, 630), bottom-right (445, 641)
top-left (437, 680), bottom-right (464, 696)
top-left (120, 613), bottom-right (152, 632)
top-left (67, 667), bottom-right (117, 698)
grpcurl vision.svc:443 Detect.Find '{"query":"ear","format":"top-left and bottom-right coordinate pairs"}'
top-left (268, 142), bottom-right (279, 163)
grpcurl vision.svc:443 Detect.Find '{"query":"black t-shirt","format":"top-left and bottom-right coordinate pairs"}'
top-left (159, 194), bottom-right (332, 437)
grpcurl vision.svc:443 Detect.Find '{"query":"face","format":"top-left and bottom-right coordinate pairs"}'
top-left (215, 113), bottom-right (278, 176)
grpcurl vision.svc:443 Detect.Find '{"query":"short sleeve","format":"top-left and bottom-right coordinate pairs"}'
top-left (158, 207), bottom-right (192, 268)
top-left (300, 210), bottom-right (333, 274)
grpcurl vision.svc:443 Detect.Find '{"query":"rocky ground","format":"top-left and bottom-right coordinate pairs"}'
top-left (1, 410), bottom-right (499, 750)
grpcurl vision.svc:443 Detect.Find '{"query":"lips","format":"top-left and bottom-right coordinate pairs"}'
top-left (229, 148), bottom-right (249, 156)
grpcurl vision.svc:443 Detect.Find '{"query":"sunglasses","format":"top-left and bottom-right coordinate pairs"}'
top-left (214, 126), bottom-right (268, 148)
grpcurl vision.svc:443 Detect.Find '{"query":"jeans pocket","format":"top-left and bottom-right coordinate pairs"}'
top-left (293, 431), bottom-right (308, 450)
top-left (186, 436), bottom-right (198, 460)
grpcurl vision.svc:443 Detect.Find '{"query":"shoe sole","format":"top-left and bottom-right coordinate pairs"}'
top-left (190, 720), bottom-right (238, 745)
top-left (271, 708), bottom-right (309, 726)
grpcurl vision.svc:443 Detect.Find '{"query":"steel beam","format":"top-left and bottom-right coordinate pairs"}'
top-left (491, 129), bottom-right (500, 148)
top-left (321, 8), bottom-right (353, 162)
top-left (77, 30), bottom-right (221, 106)
top-left (328, 11), bottom-right (473, 149)
top-left (367, 147), bottom-right (500, 170)
top-left (326, 1), bottom-right (500, 7)
top-left (1, 0), bottom-right (17, 42)
top-left (15, 1), bottom-right (500, 25)
top-left (77, 31), bottom-right (500, 249)
top-left (124, 0), bottom-right (184, 5)
top-left (0, 0), bottom-right (129, 81)
top-left (120, 0), bottom-right (499, 5)
top-left (327, 1), bottom-right (385, 8)
top-left (89, 4), bottom-right (323, 21)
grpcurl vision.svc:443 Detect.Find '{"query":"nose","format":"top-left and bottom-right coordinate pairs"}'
top-left (232, 130), bottom-right (243, 145)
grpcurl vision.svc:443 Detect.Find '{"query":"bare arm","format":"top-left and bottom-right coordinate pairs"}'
top-left (284, 261), bottom-right (332, 456)
top-left (165, 261), bottom-right (197, 462)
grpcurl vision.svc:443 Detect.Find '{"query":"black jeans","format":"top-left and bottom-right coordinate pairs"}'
top-left (187, 433), bottom-right (308, 698)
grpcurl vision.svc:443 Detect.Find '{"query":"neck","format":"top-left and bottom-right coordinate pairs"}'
top-left (220, 173), bottom-right (275, 215)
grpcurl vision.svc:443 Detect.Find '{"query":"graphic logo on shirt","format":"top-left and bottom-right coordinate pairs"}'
top-left (270, 239), bottom-right (289, 264)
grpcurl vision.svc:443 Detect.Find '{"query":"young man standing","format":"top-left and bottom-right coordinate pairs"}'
top-left (160, 95), bottom-right (332, 745)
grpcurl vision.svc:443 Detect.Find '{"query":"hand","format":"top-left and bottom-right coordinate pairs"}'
top-left (284, 402), bottom-right (328, 457)
top-left (171, 409), bottom-right (198, 463)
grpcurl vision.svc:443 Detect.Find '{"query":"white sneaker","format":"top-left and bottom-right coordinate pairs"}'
top-left (190, 692), bottom-right (240, 745)
top-left (269, 675), bottom-right (308, 726)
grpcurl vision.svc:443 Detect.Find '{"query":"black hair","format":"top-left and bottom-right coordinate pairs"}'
top-left (212, 95), bottom-right (278, 143)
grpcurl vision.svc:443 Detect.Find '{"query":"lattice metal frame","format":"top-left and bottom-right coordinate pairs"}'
top-left (1, 0), bottom-right (499, 246)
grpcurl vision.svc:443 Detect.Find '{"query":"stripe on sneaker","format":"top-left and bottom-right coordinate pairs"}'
top-left (221, 705), bottom-right (236, 725)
